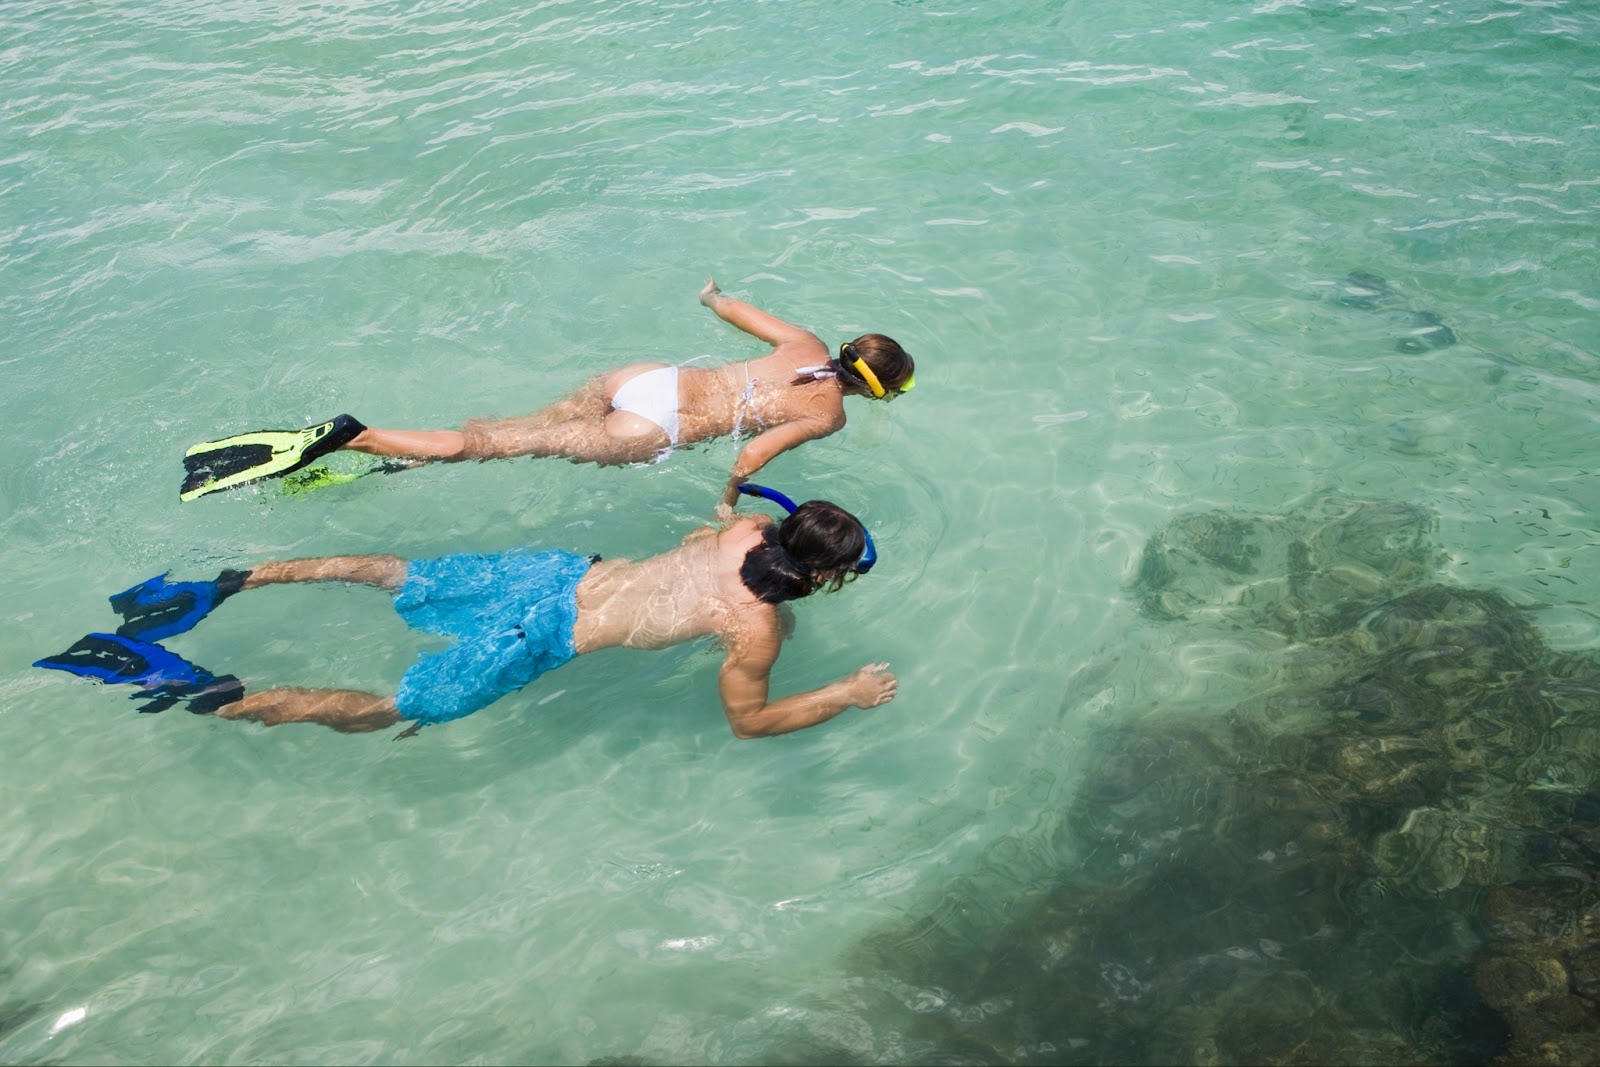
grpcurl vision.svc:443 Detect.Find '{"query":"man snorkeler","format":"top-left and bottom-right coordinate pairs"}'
top-left (181, 280), bottom-right (916, 508)
top-left (36, 489), bottom-right (898, 738)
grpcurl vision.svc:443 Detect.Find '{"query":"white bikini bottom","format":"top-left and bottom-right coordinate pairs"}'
top-left (610, 366), bottom-right (680, 445)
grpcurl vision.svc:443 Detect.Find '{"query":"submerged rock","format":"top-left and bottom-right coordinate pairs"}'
top-left (1134, 495), bottom-right (1440, 637)
top-left (1334, 270), bottom-right (1393, 310)
top-left (1475, 889), bottom-right (1600, 1065)
top-left (1395, 310), bottom-right (1458, 353)
top-left (1325, 271), bottom-right (1459, 352)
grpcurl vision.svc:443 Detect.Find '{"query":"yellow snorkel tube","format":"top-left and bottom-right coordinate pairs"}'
top-left (840, 342), bottom-right (914, 399)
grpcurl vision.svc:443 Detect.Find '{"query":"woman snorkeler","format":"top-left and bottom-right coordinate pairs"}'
top-left (181, 278), bottom-right (916, 507)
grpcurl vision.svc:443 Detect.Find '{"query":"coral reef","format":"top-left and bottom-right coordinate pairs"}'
top-left (832, 497), bottom-right (1600, 1065)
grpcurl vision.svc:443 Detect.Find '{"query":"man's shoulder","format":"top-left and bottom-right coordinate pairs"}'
top-left (720, 596), bottom-right (784, 659)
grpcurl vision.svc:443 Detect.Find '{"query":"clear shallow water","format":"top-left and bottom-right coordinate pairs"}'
top-left (3, 0), bottom-right (1598, 1063)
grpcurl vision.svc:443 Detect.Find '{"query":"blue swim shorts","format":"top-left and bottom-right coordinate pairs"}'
top-left (393, 549), bottom-right (593, 726)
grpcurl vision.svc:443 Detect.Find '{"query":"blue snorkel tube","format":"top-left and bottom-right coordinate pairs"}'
top-left (737, 483), bottom-right (878, 574)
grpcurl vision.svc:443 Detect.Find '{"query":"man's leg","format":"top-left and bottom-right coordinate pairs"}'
top-left (207, 556), bottom-right (413, 732)
top-left (218, 689), bottom-right (400, 733)
top-left (243, 554), bottom-right (408, 590)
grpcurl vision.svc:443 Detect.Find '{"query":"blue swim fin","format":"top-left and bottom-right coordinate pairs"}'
top-left (109, 569), bottom-right (248, 642)
top-left (34, 633), bottom-right (243, 714)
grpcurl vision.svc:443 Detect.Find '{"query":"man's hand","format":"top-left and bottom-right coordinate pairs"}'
top-left (846, 663), bottom-right (898, 708)
top-left (700, 277), bottom-right (723, 307)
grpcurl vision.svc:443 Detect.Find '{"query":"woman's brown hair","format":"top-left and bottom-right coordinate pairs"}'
top-left (841, 334), bottom-right (914, 393)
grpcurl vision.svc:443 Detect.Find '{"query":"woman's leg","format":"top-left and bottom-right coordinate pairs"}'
top-left (218, 689), bottom-right (401, 733)
top-left (346, 427), bottom-right (466, 459)
top-left (465, 363), bottom-right (678, 463)
top-left (343, 375), bottom-right (622, 462)
top-left (475, 419), bottom-right (670, 465)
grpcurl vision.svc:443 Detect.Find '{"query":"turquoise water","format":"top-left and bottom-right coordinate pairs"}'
top-left (4, 0), bottom-right (1599, 1063)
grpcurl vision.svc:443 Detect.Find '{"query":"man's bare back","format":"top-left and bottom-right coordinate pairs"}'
top-left (574, 515), bottom-right (776, 654)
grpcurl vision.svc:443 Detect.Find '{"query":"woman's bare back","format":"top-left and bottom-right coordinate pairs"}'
top-left (673, 346), bottom-right (842, 445)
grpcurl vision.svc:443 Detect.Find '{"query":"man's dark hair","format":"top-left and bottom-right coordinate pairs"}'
top-left (740, 501), bottom-right (868, 604)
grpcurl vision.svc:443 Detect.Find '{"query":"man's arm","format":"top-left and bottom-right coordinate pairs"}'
top-left (700, 278), bottom-right (823, 349)
top-left (717, 624), bottom-right (897, 739)
top-left (719, 416), bottom-right (843, 507)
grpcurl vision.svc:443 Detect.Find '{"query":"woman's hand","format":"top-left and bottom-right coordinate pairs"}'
top-left (720, 473), bottom-right (747, 510)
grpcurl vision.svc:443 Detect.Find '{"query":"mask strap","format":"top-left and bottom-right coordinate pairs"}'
top-left (839, 343), bottom-right (887, 399)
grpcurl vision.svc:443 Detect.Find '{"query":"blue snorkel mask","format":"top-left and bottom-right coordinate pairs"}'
top-left (737, 483), bottom-right (878, 574)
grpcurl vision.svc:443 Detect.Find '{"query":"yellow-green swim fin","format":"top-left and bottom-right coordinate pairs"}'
top-left (280, 459), bottom-right (418, 497)
top-left (180, 414), bottom-right (366, 501)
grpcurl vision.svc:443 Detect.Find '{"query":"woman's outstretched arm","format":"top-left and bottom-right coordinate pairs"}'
top-left (700, 278), bottom-right (820, 347)
top-left (719, 416), bottom-right (842, 506)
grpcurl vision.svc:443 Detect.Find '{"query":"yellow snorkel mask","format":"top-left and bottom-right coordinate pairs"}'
top-left (840, 342), bottom-right (915, 399)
